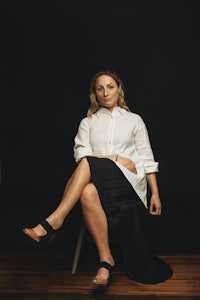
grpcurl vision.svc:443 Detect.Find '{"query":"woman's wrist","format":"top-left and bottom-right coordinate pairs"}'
top-left (109, 155), bottom-right (119, 161)
top-left (101, 154), bottom-right (119, 161)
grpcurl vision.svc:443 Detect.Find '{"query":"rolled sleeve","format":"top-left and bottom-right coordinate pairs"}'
top-left (73, 118), bottom-right (93, 163)
top-left (135, 116), bottom-right (159, 174)
top-left (144, 161), bottom-right (159, 173)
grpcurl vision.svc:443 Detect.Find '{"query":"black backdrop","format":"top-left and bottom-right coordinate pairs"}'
top-left (1, 0), bottom-right (200, 253)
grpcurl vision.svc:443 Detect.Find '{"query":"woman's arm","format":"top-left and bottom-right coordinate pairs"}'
top-left (134, 115), bottom-right (159, 174)
top-left (81, 154), bottom-right (137, 174)
top-left (146, 173), bottom-right (162, 215)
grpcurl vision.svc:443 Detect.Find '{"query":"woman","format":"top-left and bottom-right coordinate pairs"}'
top-left (23, 70), bottom-right (173, 287)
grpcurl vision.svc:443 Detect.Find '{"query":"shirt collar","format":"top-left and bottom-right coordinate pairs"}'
top-left (95, 107), bottom-right (127, 118)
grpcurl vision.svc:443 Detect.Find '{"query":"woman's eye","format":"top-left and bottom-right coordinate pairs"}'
top-left (96, 87), bottom-right (102, 91)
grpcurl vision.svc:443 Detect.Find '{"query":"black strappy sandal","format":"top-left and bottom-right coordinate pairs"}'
top-left (92, 261), bottom-right (115, 288)
top-left (22, 220), bottom-right (59, 245)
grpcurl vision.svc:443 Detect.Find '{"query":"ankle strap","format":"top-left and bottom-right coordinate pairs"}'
top-left (98, 261), bottom-right (115, 272)
top-left (40, 220), bottom-right (55, 233)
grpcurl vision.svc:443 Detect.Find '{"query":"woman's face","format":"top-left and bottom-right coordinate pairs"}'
top-left (95, 75), bottom-right (121, 112)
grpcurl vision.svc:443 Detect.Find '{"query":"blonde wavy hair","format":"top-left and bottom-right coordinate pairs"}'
top-left (87, 70), bottom-right (131, 117)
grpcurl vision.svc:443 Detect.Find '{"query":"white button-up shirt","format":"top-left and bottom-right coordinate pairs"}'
top-left (74, 107), bottom-right (158, 207)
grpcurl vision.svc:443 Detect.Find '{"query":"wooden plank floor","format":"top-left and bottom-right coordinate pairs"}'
top-left (0, 251), bottom-right (200, 299)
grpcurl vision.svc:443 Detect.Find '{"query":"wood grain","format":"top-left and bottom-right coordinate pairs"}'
top-left (0, 252), bottom-right (199, 298)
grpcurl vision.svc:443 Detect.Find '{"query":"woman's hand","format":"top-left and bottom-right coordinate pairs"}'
top-left (117, 156), bottom-right (137, 174)
top-left (149, 194), bottom-right (162, 215)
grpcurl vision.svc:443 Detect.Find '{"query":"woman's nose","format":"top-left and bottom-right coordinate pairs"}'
top-left (103, 88), bottom-right (108, 96)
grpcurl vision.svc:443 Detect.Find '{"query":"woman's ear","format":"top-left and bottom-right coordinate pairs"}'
top-left (118, 84), bottom-right (122, 94)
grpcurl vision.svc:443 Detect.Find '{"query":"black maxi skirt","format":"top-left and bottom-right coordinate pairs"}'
top-left (86, 156), bottom-right (173, 284)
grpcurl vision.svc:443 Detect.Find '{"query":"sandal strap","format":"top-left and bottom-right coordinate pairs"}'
top-left (98, 261), bottom-right (115, 273)
top-left (40, 220), bottom-right (55, 233)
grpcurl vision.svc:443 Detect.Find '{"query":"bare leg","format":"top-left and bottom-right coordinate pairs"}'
top-left (80, 183), bottom-right (115, 282)
top-left (29, 158), bottom-right (91, 237)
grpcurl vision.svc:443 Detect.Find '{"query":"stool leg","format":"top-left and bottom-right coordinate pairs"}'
top-left (71, 222), bottom-right (85, 274)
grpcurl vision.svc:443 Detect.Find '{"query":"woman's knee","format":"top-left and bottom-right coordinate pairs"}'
top-left (80, 183), bottom-right (98, 207)
top-left (79, 157), bottom-right (88, 167)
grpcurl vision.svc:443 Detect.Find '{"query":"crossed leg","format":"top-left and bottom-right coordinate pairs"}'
top-left (23, 157), bottom-right (114, 283)
top-left (25, 157), bottom-right (91, 237)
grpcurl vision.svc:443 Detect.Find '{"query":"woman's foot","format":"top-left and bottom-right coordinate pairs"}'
top-left (93, 260), bottom-right (115, 288)
top-left (22, 219), bottom-right (60, 244)
top-left (24, 224), bottom-right (48, 241)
